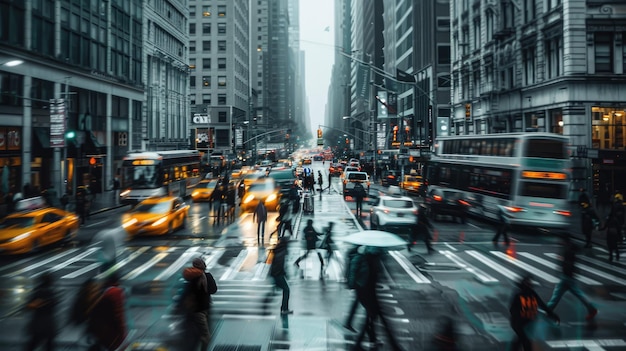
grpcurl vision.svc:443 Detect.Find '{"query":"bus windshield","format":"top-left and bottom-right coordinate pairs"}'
top-left (525, 139), bottom-right (567, 159)
top-left (124, 165), bottom-right (160, 189)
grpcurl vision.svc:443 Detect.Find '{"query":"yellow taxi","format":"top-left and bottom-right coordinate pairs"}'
top-left (122, 196), bottom-right (189, 236)
top-left (191, 179), bottom-right (219, 202)
top-left (400, 175), bottom-right (423, 195)
top-left (241, 178), bottom-right (280, 212)
top-left (0, 197), bottom-right (79, 255)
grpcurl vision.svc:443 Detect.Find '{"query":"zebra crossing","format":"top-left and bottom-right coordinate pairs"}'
top-left (433, 244), bottom-right (626, 288)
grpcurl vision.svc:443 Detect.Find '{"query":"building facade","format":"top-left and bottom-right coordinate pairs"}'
top-left (187, 0), bottom-right (248, 158)
top-left (451, 0), bottom-right (626, 203)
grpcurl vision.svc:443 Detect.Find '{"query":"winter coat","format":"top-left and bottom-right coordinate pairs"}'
top-left (580, 203), bottom-right (600, 234)
top-left (182, 267), bottom-right (217, 312)
top-left (270, 242), bottom-right (287, 277)
top-left (253, 202), bottom-right (268, 223)
top-left (302, 224), bottom-right (320, 250)
top-left (89, 284), bottom-right (127, 350)
top-left (509, 284), bottom-right (553, 324)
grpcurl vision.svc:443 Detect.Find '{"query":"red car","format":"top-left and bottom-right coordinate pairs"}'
top-left (329, 163), bottom-right (344, 176)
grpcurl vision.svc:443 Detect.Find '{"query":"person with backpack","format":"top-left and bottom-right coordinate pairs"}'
top-left (24, 272), bottom-right (59, 351)
top-left (509, 274), bottom-right (559, 351)
top-left (181, 258), bottom-right (218, 351)
top-left (294, 219), bottom-right (324, 278)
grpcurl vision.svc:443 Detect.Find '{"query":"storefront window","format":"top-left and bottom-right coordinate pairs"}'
top-left (549, 109), bottom-right (563, 134)
top-left (591, 106), bottom-right (626, 149)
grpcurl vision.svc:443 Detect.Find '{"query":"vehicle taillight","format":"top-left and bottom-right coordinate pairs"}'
top-left (503, 206), bottom-right (525, 213)
top-left (433, 195), bottom-right (443, 201)
top-left (459, 199), bottom-right (471, 206)
top-left (554, 210), bottom-right (571, 216)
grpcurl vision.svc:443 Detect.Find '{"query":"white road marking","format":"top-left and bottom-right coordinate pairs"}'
top-left (440, 250), bottom-right (498, 284)
top-left (388, 251), bottom-right (430, 284)
top-left (154, 247), bottom-right (200, 281)
top-left (7, 248), bottom-right (81, 277)
top-left (545, 253), bottom-right (626, 285)
top-left (94, 246), bottom-right (150, 279)
top-left (490, 251), bottom-right (560, 284)
top-left (32, 247), bottom-right (99, 277)
top-left (465, 250), bottom-right (522, 283)
top-left (220, 248), bottom-right (252, 281)
top-left (518, 252), bottom-right (601, 285)
top-left (122, 252), bottom-right (168, 280)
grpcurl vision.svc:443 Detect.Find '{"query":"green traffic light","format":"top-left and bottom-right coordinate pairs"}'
top-left (65, 131), bottom-right (76, 139)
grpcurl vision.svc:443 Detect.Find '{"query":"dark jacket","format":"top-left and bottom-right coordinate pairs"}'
top-left (302, 224), bottom-right (320, 250)
top-left (90, 284), bottom-right (127, 350)
top-left (270, 242), bottom-right (288, 277)
top-left (26, 281), bottom-right (59, 336)
top-left (580, 203), bottom-right (600, 234)
top-left (509, 283), bottom-right (554, 324)
top-left (561, 242), bottom-right (577, 278)
top-left (182, 268), bottom-right (218, 312)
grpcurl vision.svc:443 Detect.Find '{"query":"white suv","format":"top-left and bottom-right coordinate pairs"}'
top-left (343, 171), bottom-right (370, 199)
top-left (370, 194), bottom-right (418, 230)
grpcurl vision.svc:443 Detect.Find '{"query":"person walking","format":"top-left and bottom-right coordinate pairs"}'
top-left (580, 199), bottom-right (600, 248)
top-left (349, 246), bottom-right (404, 351)
top-left (328, 171), bottom-right (332, 194)
top-left (294, 219), bottom-right (324, 277)
top-left (277, 199), bottom-right (293, 238)
top-left (89, 273), bottom-right (128, 351)
top-left (289, 183), bottom-right (300, 215)
top-left (492, 206), bottom-right (510, 246)
top-left (342, 245), bottom-right (362, 333)
top-left (24, 272), bottom-right (59, 351)
top-left (353, 182), bottom-right (365, 217)
top-left (317, 171), bottom-right (324, 192)
top-left (603, 198), bottom-right (622, 262)
top-left (546, 236), bottom-right (598, 321)
top-left (509, 274), bottom-right (559, 351)
top-left (409, 204), bottom-right (435, 253)
top-left (319, 222), bottom-right (336, 270)
top-left (270, 238), bottom-right (293, 315)
top-left (181, 258), bottom-right (218, 351)
top-left (253, 200), bottom-right (268, 244)
top-left (210, 183), bottom-right (226, 225)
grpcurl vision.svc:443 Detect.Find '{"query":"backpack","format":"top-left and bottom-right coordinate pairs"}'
top-left (177, 281), bottom-right (199, 314)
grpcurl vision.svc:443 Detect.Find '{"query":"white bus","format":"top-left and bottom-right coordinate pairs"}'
top-left (119, 150), bottom-right (202, 205)
top-left (425, 133), bottom-right (572, 230)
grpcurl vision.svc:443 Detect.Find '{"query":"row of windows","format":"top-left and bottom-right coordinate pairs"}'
top-left (189, 58), bottom-right (228, 70)
top-left (154, 26), bottom-right (185, 58)
top-left (427, 163), bottom-right (513, 200)
top-left (192, 94), bottom-right (228, 106)
top-left (189, 76), bottom-right (228, 88)
top-left (188, 40), bottom-right (228, 53)
top-left (188, 5), bottom-right (227, 18)
top-left (439, 138), bottom-right (517, 157)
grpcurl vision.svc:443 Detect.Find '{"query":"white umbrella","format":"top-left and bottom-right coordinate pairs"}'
top-left (342, 230), bottom-right (407, 249)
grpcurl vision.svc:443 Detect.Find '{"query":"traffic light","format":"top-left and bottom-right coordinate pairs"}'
top-left (317, 129), bottom-right (323, 138)
top-left (65, 130), bottom-right (76, 139)
top-left (345, 137), bottom-right (349, 144)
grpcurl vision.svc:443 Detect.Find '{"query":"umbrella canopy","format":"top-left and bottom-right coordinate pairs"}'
top-left (342, 230), bottom-right (407, 249)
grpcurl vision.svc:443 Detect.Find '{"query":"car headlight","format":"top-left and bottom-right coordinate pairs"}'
top-left (120, 189), bottom-right (131, 197)
top-left (9, 231), bottom-right (33, 242)
top-left (192, 191), bottom-right (199, 197)
top-left (152, 216), bottom-right (168, 227)
top-left (243, 194), bottom-right (255, 204)
top-left (122, 218), bottom-right (138, 228)
top-left (266, 193), bottom-right (277, 202)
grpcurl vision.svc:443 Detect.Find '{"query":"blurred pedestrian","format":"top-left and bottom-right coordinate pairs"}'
top-left (113, 177), bottom-right (120, 204)
top-left (294, 219), bottom-right (324, 278)
top-left (409, 204), bottom-right (435, 253)
top-left (603, 198), bottom-right (622, 262)
top-left (349, 246), bottom-right (404, 351)
top-left (253, 200), bottom-right (268, 244)
top-left (317, 171), bottom-right (324, 192)
top-left (289, 183), bottom-right (300, 215)
top-left (180, 258), bottom-right (218, 351)
top-left (509, 274), bottom-right (559, 351)
top-left (353, 182), bottom-right (365, 217)
top-left (546, 236), bottom-right (597, 321)
top-left (271, 238), bottom-right (292, 315)
top-left (275, 199), bottom-right (292, 238)
top-left (328, 171), bottom-right (332, 194)
top-left (342, 245), bottom-right (362, 333)
top-left (492, 206), bottom-right (510, 246)
top-left (210, 182), bottom-right (227, 224)
top-left (89, 273), bottom-right (128, 351)
top-left (319, 222), bottom-right (335, 266)
top-left (92, 226), bottom-right (126, 273)
top-left (24, 272), bottom-right (58, 351)
top-left (580, 199), bottom-right (600, 248)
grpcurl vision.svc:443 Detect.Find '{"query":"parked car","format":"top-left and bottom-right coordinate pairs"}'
top-left (424, 188), bottom-right (471, 223)
top-left (369, 194), bottom-right (418, 230)
top-left (0, 197), bottom-right (79, 254)
top-left (122, 196), bottom-right (190, 236)
top-left (400, 175), bottom-right (424, 196)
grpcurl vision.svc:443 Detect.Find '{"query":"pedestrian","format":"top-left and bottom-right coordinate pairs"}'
top-left (24, 272), bottom-right (59, 351)
top-left (609, 192), bottom-right (625, 240)
top-left (603, 198), bottom-right (622, 262)
top-left (492, 206), bottom-right (510, 246)
top-left (580, 199), bottom-right (600, 248)
top-left (353, 182), bottom-right (365, 217)
top-left (180, 258), bottom-right (218, 351)
top-left (69, 277), bottom-right (101, 343)
top-left (270, 238), bottom-right (293, 315)
top-left (294, 219), bottom-right (324, 278)
top-left (328, 171), bottom-right (332, 194)
top-left (319, 222), bottom-right (336, 273)
top-left (342, 245), bottom-right (362, 333)
top-left (275, 199), bottom-right (293, 238)
top-left (546, 235), bottom-right (598, 321)
top-left (76, 188), bottom-right (87, 224)
top-left (88, 272), bottom-right (128, 351)
top-left (317, 171), bottom-right (324, 191)
top-left (509, 274), bottom-right (559, 351)
top-left (289, 182), bottom-right (300, 215)
top-left (113, 177), bottom-right (120, 204)
top-left (210, 183), bottom-right (226, 224)
top-left (409, 204), bottom-right (435, 253)
top-left (348, 246), bottom-right (404, 351)
top-left (92, 226), bottom-right (126, 273)
top-left (253, 200), bottom-right (268, 244)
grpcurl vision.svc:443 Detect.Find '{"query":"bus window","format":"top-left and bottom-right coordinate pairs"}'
top-left (520, 182), bottom-right (567, 199)
top-left (525, 139), bottom-right (567, 159)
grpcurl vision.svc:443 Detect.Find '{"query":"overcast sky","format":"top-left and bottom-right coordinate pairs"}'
top-left (299, 0), bottom-right (334, 138)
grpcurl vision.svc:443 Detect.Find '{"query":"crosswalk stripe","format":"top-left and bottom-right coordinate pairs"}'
top-left (388, 251), bottom-right (430, 284)
top-left (518, 252), bottom-right (601, 286)
top-left (204, 249), bottom-right (223, 270)
top-left (577, 255), bottom-right (626, 274)
top-left (545, 253), bottom-right (626, 285)
top-left (62, 262), bottom-right (101, 279)
top-left (490, 251), bottom-right (560, 284)
top-left (220, 248), bottom-right (252, 281)
top-left (7, 248), bottom-right (81, 277)
top-left (95, 246), bottom-right (150, 280)
top-left (441, 250), bottom-right (498, 284)
top-left (32, 247), bottom-right (99, 278)
top-left (465, 250), bottom-right (521, 282)
top-left (154, 247), bottom-right (200, 281)
top-left (122, 252), bottom-right (168, 280)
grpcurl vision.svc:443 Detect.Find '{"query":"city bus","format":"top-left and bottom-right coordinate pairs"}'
top-left (424, 133), bottom-right (572, 230)
top-left (119, 150), bottom-right (202, 205)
